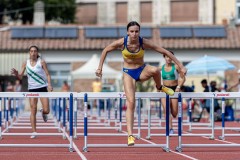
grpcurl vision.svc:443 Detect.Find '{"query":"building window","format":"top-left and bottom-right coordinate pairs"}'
top-left (116, 2), bottom-right (128, 24)
top-left (237, 1), bottom-right (240, 24)
top-left (48, 63), bottom-right (71, 90)
top-left (170, 0), bottom-right (198, 22)
top-left (140, 1), bottom-right (152, 23)
top-left (75, 3), bottom-right (97, 24)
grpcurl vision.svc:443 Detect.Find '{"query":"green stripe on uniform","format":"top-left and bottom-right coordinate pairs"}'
top-left (26, 67), bottom-right (45, 85)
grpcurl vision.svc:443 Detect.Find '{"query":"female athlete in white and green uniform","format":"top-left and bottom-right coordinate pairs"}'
top-left (160, 51), bottom-right (185, 134)
top-left (11, 45), bottom-right (53, 138)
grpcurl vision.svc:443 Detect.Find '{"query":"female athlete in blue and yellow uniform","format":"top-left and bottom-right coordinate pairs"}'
top-left (160, 51), bottom-right (185, 135)
top-left (96, 21), bottom-right (187, 146)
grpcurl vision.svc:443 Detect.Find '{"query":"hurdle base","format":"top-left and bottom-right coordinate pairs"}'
top-left (175, 146), bottom-right (182, 152)
top-left (218, 136), bottom-right (225, 140)
top-left (162, 146), bottom-right (170, 152)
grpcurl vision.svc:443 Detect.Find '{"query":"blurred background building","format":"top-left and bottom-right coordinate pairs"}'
top-left (0, 0), bottom-right (240, 92)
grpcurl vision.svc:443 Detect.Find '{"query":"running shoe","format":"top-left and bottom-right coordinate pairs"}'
top-left (128, 135), bottom-right (135, 146)
top-left (42, 114), bottom-right (48, 122)
top-left (40, 108), bottom-right (48, 122)
top-left (30, 132), bottom-right (37, 139)
top-left (158, 86), bottom-right (175, 96)
top-left (169, 128), bottom-right (174, 135)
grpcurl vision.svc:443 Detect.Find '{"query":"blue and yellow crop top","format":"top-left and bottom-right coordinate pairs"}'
top-left (162, 63), bottom-right (178, 80)
top-left (122, 36), bottom-right (144, 59)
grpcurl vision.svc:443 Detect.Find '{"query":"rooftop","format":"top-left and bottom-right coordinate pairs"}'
top-left (0, 25), bottom-right (240, 51)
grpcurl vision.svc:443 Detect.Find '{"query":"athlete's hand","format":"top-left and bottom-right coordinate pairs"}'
top-left (180, 66), bottom-right (187, 77)
top-left (175, 88), bottom-right (180, 92)
top-left (11, 68), bottom-right (18, 76)
top-left (48, 85), bottom-right (53, 92)
top-left (95, 69), bottom-right (102, 78)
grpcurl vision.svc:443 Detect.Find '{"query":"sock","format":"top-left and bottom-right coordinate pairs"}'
top-left (156, 85), bottom-right (162, 90)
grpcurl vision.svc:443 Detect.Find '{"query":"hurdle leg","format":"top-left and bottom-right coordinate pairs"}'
top-left (62, 98), bottom-right (66, 139)
top-left (58, 98), bottom-right (62, 133)
top-left (136, 98), bottom-right (141, 139)
top-left (159, 99), bottom-right (162, 127)
top-left (162, 94), bottom-right (170, 152)
top-left (146, 98), bottom-right (151, 140)
top-left (107, 99), bottom-right (111, 126)
top-left (114, 99), bottom-right (118, 127)
top-left (219, 98), bottom-right (225, 140)
top-left (118, 97), bottom-right (122, 132)
top-left (209, 98), bottom-right (215, 140)
top-left (68, 93), bottom-right (74, 152)
top-left (188, 98), bottom-right (192, 132)
top-left (5, 98), bottom-right (9, 132)
top-left (83, 93), bottom-right (88, 152)
top-left (73, 98), bottom-right (78, 139)
top-left (176, 93), bottom-right (183, 152)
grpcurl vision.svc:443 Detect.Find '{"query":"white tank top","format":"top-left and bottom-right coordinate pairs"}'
top-left (26, 58), bottom-right (48, 90)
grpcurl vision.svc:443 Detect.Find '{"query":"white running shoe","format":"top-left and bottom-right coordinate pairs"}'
top-left (169, 129), bottom-right (174, 135)
top-left (30, 132), bottom-right (37, 139)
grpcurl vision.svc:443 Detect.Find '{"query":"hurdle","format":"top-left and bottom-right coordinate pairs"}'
top-left (3, 97), bottom-right (66, 138)
top-left (176, 92), bottom-right (240, 152)
top-left (74, 96), bottom-right (138, 138)
top-left (73, 97), bottom-right (127, 139)
top-left (75, 95), bottom-right (152, 139)
top-left (145, 97), bottom-right (213, 140)
top-left (81, 92), bottom-right (172, 152)
top-left (0, 92), bottom-right (75, 152)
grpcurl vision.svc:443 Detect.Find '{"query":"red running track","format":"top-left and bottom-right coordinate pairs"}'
top-left (1, 115), bottom-right (240, 160)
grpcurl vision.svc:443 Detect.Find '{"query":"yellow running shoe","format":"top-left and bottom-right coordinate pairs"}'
top-left (160, 86), bottom-right (175, 96)
top-left (128, 135), bottom-right (135, 146)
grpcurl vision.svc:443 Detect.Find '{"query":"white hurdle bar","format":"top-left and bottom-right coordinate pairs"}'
top-left (0, 92), bottom-right (75, 152)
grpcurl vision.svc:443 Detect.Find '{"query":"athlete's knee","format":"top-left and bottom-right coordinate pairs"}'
top-left (43, 107), bottom-right (50, 114)
top-left (151, 66), bottom-right (159, 74)
top-left (172, 112), bottom-right (177, 118)
top-left (30, 107), bottom-right (37, 114)
top-left (126, 99), bottom-right (135, 109)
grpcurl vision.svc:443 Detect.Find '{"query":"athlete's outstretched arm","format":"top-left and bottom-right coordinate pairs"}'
top-left (96, 38), bottom-right (123, 78)
top-left (11, 61), bottom-right (27, 80)
top-left (143, 38), bottom-right (187, 77)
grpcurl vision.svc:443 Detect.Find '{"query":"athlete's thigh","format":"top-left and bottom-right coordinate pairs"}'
top-left (123, 73), bottom-right (136, 102)
top-left (139, 65), bottom-right (158, 81)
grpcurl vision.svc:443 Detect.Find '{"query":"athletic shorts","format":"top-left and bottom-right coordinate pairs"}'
top-left (29, 86), bottom-right (48, 92)
top-left (123, 64), bottom-right (146, 81)
top-left (165, 85), bottom-right (178, 91)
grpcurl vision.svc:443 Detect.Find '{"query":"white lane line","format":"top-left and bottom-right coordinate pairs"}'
top-left (201, 135), bottom-right (237, 144)
top-left (183, 130), bottom-right (238, 144)
top-left (65, 133), bottom-right (87, 160)
top-left (122, 131), bottom-right (199, 160)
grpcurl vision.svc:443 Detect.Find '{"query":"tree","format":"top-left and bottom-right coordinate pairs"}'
top-left (43, 0), bottom-right (76, 24)
top-left (0, 0), bottom-right (76, 24)
top-left (0, 0), bottom-right (34, 24)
